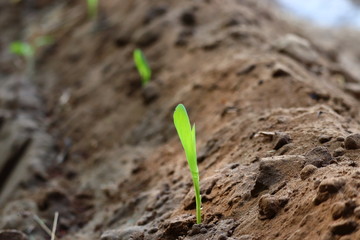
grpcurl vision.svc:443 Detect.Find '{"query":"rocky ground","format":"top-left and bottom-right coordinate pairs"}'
top-left (2, 0), bottom-right (360, 239)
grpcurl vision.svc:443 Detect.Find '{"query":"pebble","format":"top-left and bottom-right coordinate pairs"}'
top-left (344, 133), bottom-right (360, 150)
top-left (273, 132), bottom-right (291, 150)
top-left (330, 220), bottom-right (358, 236)
top-left (319, 135), bottom-right (332, 144)
top-left (188, 224), bottom-right (201, 236)
top-left (258, 194), bottom-right (289, 219)
top-left (148, 228), bottom-right (158, 234)
top-left (331, 200), bottom-right (356, 220)
top-left (218, 234), bottom-right (227, 240)
top-left (300, 165), bottom-right (317, 180)
top-left (333, 147), bottom-right (345, 157)
top-left (314, 178), bottom-right (345, 205)
top-left (318, 178), bottom-right (345, 194)
top-left (304, 146), bottom-right (333, 168)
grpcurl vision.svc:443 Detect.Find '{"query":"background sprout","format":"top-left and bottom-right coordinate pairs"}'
top-left (34, 36), bottom-right (54, 48)
top-left (9, 36), bottom-right (53, 79)
top-left (173, 104), bottom-right (201, 224)
top-left (87, 0), bottom-right (99, 19)
top-left (10, 41), bottom-right (34, 58)
top-left (133, 48), bottom-right (151, 86)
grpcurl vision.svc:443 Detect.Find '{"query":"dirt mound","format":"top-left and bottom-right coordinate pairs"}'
top-left (2, 0), bottom-right (360, 239)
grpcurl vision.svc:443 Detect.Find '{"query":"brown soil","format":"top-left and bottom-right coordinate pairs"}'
top-left (2, 0), bottom-right (360, 240)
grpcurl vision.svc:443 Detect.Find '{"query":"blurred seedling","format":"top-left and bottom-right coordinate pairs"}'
top-left (9, 36), bottom-right (53, 78)
top-left (133, 48), bottom-right (151, 86)
top-left (87, 0), bottom-right (98, 19)
top-left (173, 104), bottom-right (202, 224)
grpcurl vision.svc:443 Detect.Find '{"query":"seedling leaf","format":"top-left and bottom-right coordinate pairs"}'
top-left (9, 41), bottom-right (34, 57)
top-left (173, 104), bottom-right (201, 223)
top-left (87, 0), bottom-right (98, 19)
top-left (133, 48), bottom-right (151, 86)
top-left (34, 36), bottom-right (54, 48)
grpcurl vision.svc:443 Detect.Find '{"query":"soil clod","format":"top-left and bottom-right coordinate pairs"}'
top-left (344, 133), bottom-right (360, 150)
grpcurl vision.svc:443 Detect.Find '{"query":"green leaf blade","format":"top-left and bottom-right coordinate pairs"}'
top-left (173, 104), bottom-right (201, 224)
top-left (133, 49), bottom-right (151, 86)
top-left (87, 0), bottom-right (98, 19)
top-left (9, 42), bottom-right (34, 57)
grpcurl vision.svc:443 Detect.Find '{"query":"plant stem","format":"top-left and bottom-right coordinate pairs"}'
top-left (193, 176), bottom-right (201, 224)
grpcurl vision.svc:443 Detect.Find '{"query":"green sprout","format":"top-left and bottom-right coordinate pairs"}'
top-left (10, 41), bottom-right (34, 58)
top-left (133, 49), bottom-right (151, 86)
top-left (9, 36), bottom-right (53, 78)
top-left (87, 0), bottom-right (98, 19)
top-left (173, 104), bottom-right (201, 224)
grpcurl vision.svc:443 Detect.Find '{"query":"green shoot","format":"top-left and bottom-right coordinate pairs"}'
top-left (9, 36), bottom-right (53, 79)
top-left (10, 41), bottom-right (34, 58)
top-left (34, 36), bottom-right (54, 48)
top-left (173, 104), bottom-right (201, 224)
top-left (87, 0), bottom-right (98, 19)
top-left (133, 49), bottom-right (151, 86)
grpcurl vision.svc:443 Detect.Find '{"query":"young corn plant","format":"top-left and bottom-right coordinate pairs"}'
top-left (87, 0), bottom-right (98, 19)
top-left (173, 104), bottom-right (201, 224)
top-left (10, 41), bottom-right (35, 76)
top-left (133, 49), bottom-right (151, 86)
top-left (9, 36), bottom-right (53, 79)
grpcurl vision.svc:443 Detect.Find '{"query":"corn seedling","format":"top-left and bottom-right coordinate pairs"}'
top-left (173, 104), bottom-right (201, 224)
top-left (9, 36), bottom-right (53, 78)
top-left (133, 48), bottom-right (151, 86)
top-left (87, 0), bottom-right (98, 19)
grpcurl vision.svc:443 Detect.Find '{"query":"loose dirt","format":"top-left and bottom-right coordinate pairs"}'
top-left (2, 0), bottom-right (360, 240)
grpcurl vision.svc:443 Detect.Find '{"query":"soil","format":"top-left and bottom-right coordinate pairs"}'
top-left (2, 0), bottom-right (360, 239)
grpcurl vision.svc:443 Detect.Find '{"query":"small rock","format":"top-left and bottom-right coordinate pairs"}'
top-left (314, 178), bottom-right (345, 205)
top-left (344, 133), bottom-right (360, 150)
top-left (319, 135), bottom-right (332, 144)
top-left (300, 164), bottom-right (317, 180)
top-left (258, 194), bottom-right (289, 219)
top-left (0, 230), bottom-right (28, 240)
top-left (161, 214), bottom-right (195, 238)
top-left (333, 147), bottom-right (345, 157)
top-left (331, 200), bottom-right (356, 220)
top-left (218, 235), bottom-right (227, 240)
top-left (273, 132), bottom-right (291, 150)
top-left (148, 228), bottom-right (158, 234)
top-left (142, 82), bottom-right (159, 104)
top-left (330, 220), bottom-right (358, 236)
top-left (332, 202), bottom-right (346, 220)
top-left (337, 136), bottom-right (345, 142)
top-left (180, 9), bottom-right (196, 26)
top-left (304, 146), bottom-right (333, 167)
top-left (188, 224), bottom-right (201, 236)
top-left (319, 178), bottom-right (345, 193)
top-left (252, 155), bottom-right (305, 197)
